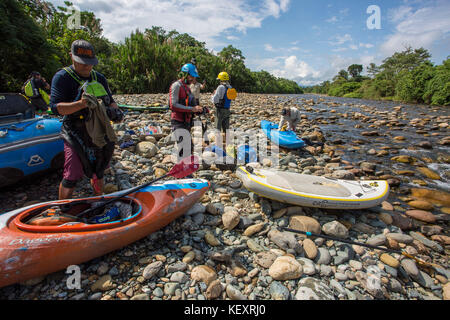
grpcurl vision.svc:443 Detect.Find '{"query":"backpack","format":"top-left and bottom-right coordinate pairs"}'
top-left (226, 87), bottom-right (237, 100)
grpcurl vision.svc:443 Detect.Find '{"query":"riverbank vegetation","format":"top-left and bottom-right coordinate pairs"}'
top-left (304, 47), bottom-right (449, 106)
top-left (1, 0), bottom-right (303, 94)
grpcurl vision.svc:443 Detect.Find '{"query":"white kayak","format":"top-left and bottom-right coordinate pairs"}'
top-left (236, 166), bottom-right (389, 210)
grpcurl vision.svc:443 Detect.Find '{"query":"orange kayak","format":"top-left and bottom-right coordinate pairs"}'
top-left (0, 178), bottom-right (209, 288)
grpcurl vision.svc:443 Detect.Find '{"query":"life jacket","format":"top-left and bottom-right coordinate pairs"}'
top-left (62, 67), bottom-right (110, 125)
top-left (23, 78), bottom-right (50, 104)
top-left (217, 84), bottom-right (236, 109)
top-left (63, 67), bottom-right (109, 101)
top-left (170, 80), bottom-right (196, 123)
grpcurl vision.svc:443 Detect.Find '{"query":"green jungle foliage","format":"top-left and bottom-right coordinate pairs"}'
top-left (2, 0), bottom-right (303, 95)
top-left (304, 47), bottom-right (449, 106)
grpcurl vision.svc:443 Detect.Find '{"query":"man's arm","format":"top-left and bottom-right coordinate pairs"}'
top-left (56, 100), bottom-right (88, 115)
top-left (279, 116), bottom-right (287, 129)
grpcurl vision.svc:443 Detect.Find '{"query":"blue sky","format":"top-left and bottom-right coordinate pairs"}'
top-left (49, 0), bottom-right (450, 86)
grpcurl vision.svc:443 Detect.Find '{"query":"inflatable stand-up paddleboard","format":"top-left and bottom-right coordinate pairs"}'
top-left (237, 166), bottom-right (389, 210)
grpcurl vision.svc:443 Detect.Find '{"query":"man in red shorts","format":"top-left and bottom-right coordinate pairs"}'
top-left (49, 40), bottom-right (123, 199)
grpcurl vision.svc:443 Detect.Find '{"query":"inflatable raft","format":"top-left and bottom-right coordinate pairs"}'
top-left (0, 116), bottom-right (64, 187)
top-left (118, 103), bottom-right (169, 112)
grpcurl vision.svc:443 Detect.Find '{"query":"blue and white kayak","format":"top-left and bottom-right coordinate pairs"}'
top-left (261, 120), bottom-right (305, 149)
top-left (0, 116), bottom-right (64, 187)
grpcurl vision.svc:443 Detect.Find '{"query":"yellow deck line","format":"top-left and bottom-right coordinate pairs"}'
top-left (239, 167), bottom-right (389, 202)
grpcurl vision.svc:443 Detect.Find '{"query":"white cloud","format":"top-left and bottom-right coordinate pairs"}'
top-left (279, 0), bottom-right (290, 12)
top-left (264, 0), bottom-right (290, 16)
top-left (264, 44), bottom-right (275, 52)
top-left (248, 57), bottom-right (285, 71)
top-left (330, 33), bottom-right (353, 46)
top-left (69, 0), bottom-right (291, 49)
top-left (332, 47), bottom-right (348, 52)
top-left (293, 54), bottom-right (377, 84)
top-left (325, 8), bottom-right (348, 24)
top-left (248, 55), bottom-right (323, 85)
top-left (271, 56), bottom-right (322, 85)
top-left (381, 2), bottom-right (450, 56)
top-left (388, 5), bottom-right (413, 22)
top-left (326, 16), bottom-right (338, 23)
top-left (359, 43), bottom-right (374, 49)
top-left (251, 52), bottom-right (380, 86)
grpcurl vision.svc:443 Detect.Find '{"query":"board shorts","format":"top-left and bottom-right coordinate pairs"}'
top-left (62, 141), bottom-right (84, 187)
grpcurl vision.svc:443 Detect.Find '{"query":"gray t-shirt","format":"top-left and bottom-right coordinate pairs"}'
top-left (211, 83), bottom-right (231, 104)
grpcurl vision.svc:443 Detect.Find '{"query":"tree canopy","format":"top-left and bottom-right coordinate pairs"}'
top-left (304, 47), bottom-right (449, 106)
top-left (1, 0), bottom-right (303, 95)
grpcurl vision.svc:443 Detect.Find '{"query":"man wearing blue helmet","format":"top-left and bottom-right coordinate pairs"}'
top-left (169, 63), bottom-right (203, 159)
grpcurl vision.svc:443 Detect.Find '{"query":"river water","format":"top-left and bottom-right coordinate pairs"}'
top-left (275, 94), bottom-right (450, 193)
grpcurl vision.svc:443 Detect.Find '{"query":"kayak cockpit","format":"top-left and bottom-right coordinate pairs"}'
top-left (13, 195), bottom-right (147, 233)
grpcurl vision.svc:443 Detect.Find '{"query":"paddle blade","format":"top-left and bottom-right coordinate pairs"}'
top-left (169, 155), bottom-right (200, 179)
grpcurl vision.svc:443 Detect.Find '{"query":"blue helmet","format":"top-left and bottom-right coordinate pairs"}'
top-left (181, 63), bottom-right (199, 78)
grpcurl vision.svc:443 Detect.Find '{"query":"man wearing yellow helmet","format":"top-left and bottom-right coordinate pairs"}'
top-left (211, 72), bottom-right (235, 133)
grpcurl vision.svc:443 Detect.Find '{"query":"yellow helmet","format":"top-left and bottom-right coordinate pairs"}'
top-left (217, 72), bottom-right (229, 81)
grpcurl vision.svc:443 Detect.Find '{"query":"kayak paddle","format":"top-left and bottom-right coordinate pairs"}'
top-left (77, 155), bottom-right (201, 219)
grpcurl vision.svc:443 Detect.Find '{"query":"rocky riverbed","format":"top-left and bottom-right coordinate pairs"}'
top-left (0, 93), bottom-right (449, 301)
